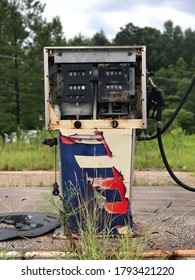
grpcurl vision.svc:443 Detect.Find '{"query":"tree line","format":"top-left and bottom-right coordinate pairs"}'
top-left (0, 0), bottom-right (195, 134)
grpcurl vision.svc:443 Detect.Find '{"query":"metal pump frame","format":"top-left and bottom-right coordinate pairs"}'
top-left (43, 46), bottom-right (147, 234)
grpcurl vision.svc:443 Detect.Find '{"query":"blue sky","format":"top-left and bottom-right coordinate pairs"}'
top-left (40, 0), bottom-right (195, 40)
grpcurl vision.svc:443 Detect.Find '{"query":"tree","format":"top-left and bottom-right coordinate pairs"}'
top-left (154, 56), bottom-right (195, 134)
top-left (0, 0), bottom-right (66, 133)
top-left (161, 20), bottom-right (184, 68)
top-left (183, 28), bottom-right (195, 66)
top-left (113, 23), bottom-right (164, 71)
top-left (163, 108), bottom-right (195, 134)
top-left (0, 0), bottom-right (28, 133)
top-left (91, 29), bottom-right (111, 46)
top-left (22, 15), bottom-right (66, 129)
top-left (67, 33), bottom-right (92, 46)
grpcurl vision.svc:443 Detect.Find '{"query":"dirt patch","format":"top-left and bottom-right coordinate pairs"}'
top-left (0, 171), bottom-right (55, 188)
top-left (0, 170), bottom-right (195, 187)
top-left (133, 170), bottom-right (195, 186)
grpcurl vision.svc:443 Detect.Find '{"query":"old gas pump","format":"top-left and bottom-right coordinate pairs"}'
top-left (43, 46), bottom-right (147, 235)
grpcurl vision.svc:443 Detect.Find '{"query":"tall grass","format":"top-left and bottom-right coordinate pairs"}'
top-left (134, 133), bottom-right (195, 172)
top-left (0, 130), bottom-right (56, 171)
top-left (42, 186), bottom-right (148, 260)
top-left (0, 130), bottom-right (195, 172)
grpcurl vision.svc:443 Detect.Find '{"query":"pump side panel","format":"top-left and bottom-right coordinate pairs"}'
top-left (59, 129), bottom-right (133, 233)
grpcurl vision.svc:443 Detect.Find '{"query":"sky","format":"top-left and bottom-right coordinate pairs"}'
top-left (40, 0), bottom-right (195, 40)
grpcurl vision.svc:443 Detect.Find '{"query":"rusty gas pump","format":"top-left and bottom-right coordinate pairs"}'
top-left (43, 46), bottom-right (147, 235)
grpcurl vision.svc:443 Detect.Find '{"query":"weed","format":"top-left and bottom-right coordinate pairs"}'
top-left (133, 176), bottom-right (177, 186)
top-left (134, 133), bottom-right (195, 172)
top-left (0, 251), bottom-right (19, 260)
top-left (1, 131), bottom-right (195, 171)
top-left (41, 180), bottom-right (149, 260)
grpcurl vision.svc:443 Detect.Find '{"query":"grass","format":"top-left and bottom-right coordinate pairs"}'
top-left (0, 130), bottom-right (56, 171)
top-left (134, 133), bottom-right (195, 172)
top-left (133, 175), bottom-right (178, 187)
top-left (0, 130), bottom-right (195, 172)
top-left (40, 189), bottom-right (149, 260)
top-left (0, 251), bottom-right (20, 260)
top-left (0, 143), bottom-right (55, 171)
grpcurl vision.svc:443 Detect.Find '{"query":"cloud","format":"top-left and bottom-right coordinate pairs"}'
top-left (89, 0), bottom-right (195, 15)
top-left (41, 0), bottom-right (195, 40)
top-left (90, 0), bottom-right (132, 13)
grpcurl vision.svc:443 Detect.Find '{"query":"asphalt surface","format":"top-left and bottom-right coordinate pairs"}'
top-left (0, 183), bottom-right (195, 253)
top-left (132, 185), bottom-right (195, 251)
top-left (0, 187), bottom-right (52, 213)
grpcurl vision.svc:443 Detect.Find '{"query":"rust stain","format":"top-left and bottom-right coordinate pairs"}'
top-left (102, 91), bottom-right (129, 102)
top-left (3, 249), bottom-right (195, 259)
top-left (142, 249), bottom-right (195, 259)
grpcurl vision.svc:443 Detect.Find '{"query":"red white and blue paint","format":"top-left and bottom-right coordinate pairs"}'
top-left (59, 129), bottom-right (134, 234)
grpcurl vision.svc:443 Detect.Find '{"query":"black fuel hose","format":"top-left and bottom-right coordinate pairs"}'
top-left (157, 126), bottom-right (195, 192)
top-left (138, 76), bottom-right (195, 141)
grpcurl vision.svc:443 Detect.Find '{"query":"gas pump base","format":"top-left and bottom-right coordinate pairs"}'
top-left (58, 128), bottom-right (135, 236)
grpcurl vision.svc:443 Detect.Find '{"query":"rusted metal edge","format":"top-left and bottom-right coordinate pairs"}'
top-left (142, 249), bottom-right (195, 259)
top-left (1, 250), bottom-right (195, 260)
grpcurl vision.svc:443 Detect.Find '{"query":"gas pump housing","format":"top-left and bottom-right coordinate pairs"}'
top-left (44, 46), bottom-right (147, 130)
top-left (43, 46), bottom-right (147, 234)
